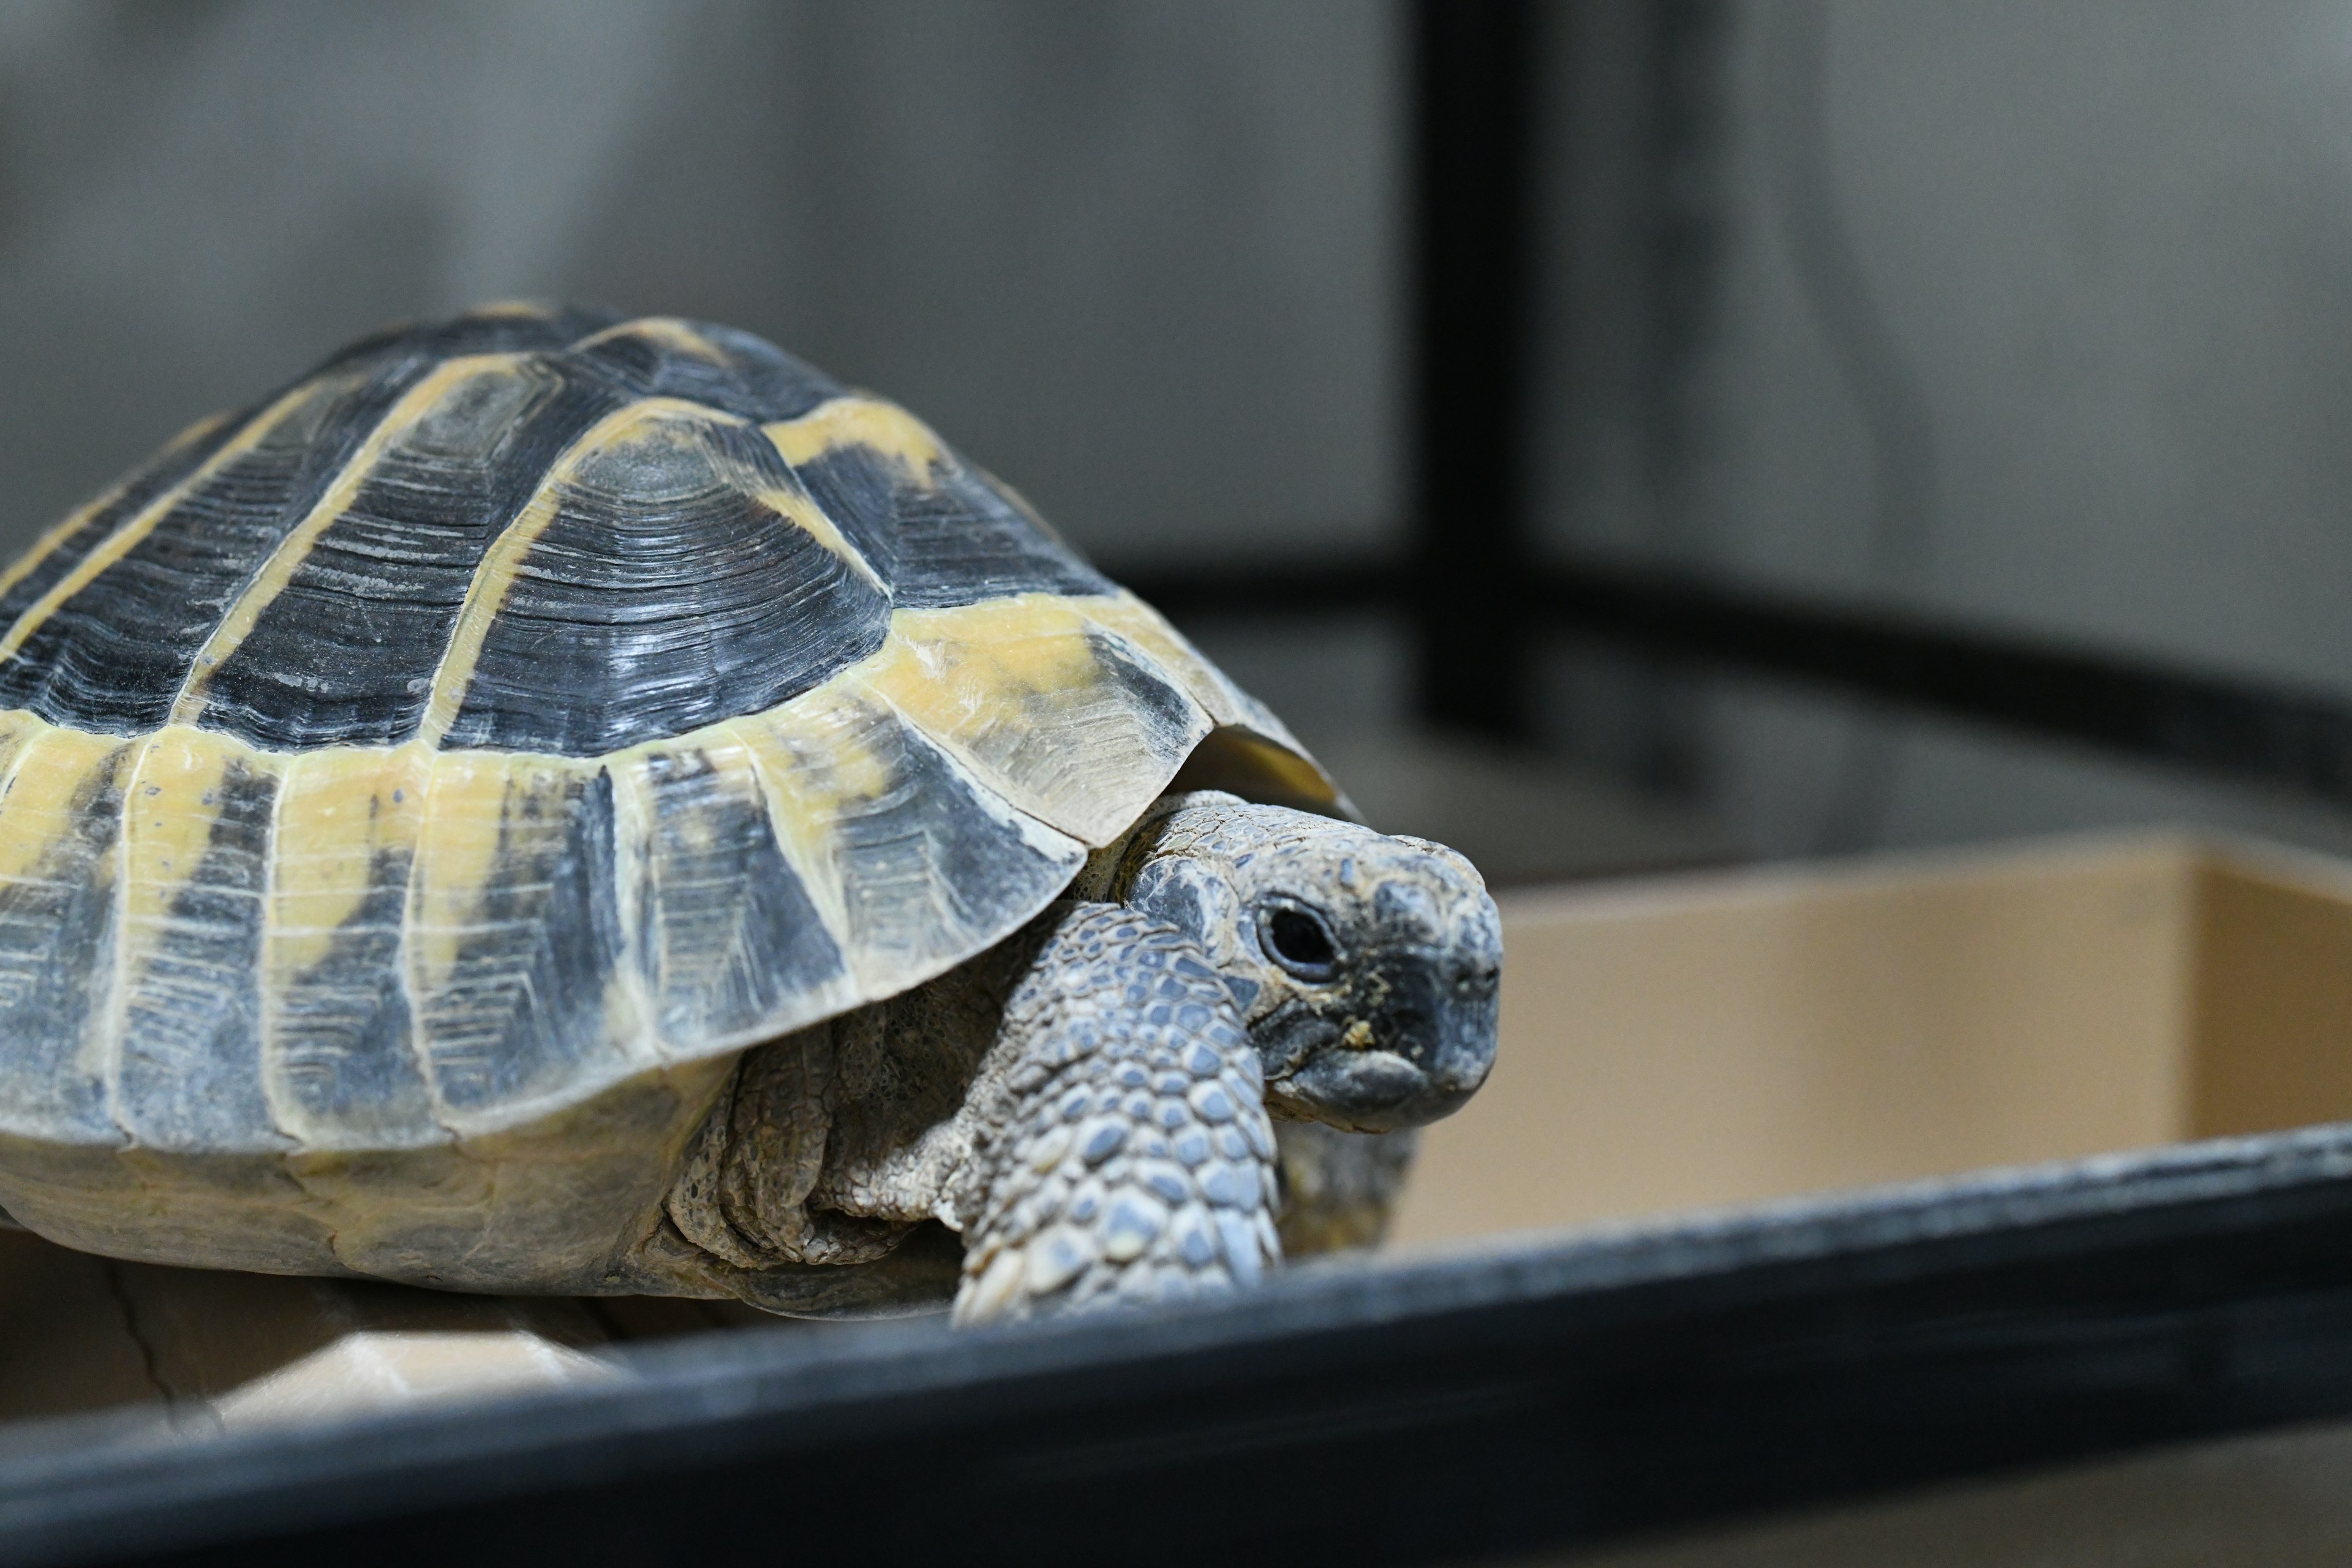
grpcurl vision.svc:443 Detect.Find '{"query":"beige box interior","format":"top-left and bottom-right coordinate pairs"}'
top-left (1391, 832), bottom-right (2352, 1250)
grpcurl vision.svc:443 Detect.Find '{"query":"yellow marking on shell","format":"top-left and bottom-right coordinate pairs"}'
top-left (403, 748), bottom-right (541, 993)
top-left (1079, 594), bottom-right (1248, 725)
top-left (764, 396), bottom-right (945, 473)
top-left (720, 693), bottom-right (893, 952)
top-left (753, 480), bottom-right (888, 594)
top-left (856, 595), bottom-right (1207, 845)
top-left (0, 412), bottom-right (232, 609)
top-left (860, 598), bottom-right (1104, 753)
top-left (0, 709), bottom-right (50, 805)
top-left (570, 315), bottom-right (726, 360)
top-left (883, 596), bottom-right (1107, 690)
top-left (265, 743), bottom-right (431, 978)
top-left (116, 729), bottom-right (284, 935)
top-left (168, 356), bottom-right (533, 726)
top-left (469, 300), bottom-right (558, 319)
top-left (0, 383), bottom-right (332, 665)
top-left (1080, 595), bottom-right (1340, 809)
top-left (413, 398), bottom-right (731, 748)
top-left (0, 722), bottom-right (126, 886)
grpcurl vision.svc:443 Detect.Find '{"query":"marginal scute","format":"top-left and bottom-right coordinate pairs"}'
top-left (407, 752), bottom-right (649, 1133)
top-left (112, 731), bottom-right (288, 1153)
top-left (0, 724), bottom-right (131, 1145)
top-left (614, 738), bottom-right (856, 1047)
top-left (862, 595), bottom-right (1212, 845)
top-left (728, 684), bottom-right (1088, 1000)
top-left (262, 744), bottom-right (439, 1150)
top-left (1082, 595), bottom-right (1348, 815)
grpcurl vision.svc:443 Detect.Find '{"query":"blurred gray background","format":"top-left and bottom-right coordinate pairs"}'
top-left (4, 0), bottom-right (2352, 878)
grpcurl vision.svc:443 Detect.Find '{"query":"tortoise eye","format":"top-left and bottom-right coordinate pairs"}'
top-left (1259, 902), bottom-right (1340, 980)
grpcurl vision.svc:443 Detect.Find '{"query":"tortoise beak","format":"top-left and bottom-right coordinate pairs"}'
top-left (1268, 954), bottom-right (1499, 1133)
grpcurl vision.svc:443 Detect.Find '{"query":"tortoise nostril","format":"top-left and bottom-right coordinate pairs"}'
top-left (1450, 967), bottom-right (1499, 999)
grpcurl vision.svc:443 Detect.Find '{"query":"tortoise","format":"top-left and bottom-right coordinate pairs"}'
top-left (0, 305), bottom-right (1501, 1322)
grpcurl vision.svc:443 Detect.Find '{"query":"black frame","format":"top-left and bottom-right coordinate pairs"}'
top-left (1124, 0), bottom-right (2352, 817)
top-left (1129, 554), bottom-right (2352, 815)
top-left (1410, 0), bottom-right (1541, 740)
top-left (12, 1126), bottom-right (2352, 1566)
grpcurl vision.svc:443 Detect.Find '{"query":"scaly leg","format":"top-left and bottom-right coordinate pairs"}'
top-left (949, 903), bottom-right (1282, 1324)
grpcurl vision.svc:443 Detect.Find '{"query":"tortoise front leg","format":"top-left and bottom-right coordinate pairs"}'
top-left (949, 903), bottom-right (1282, 1324)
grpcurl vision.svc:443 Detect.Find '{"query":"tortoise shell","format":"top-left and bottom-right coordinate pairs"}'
top-left (0, 304), bottom-right (1333, 1186)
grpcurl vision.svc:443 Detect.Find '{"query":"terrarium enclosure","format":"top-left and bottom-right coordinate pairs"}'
top-left (6, 3), bottom-right (2352, 1564)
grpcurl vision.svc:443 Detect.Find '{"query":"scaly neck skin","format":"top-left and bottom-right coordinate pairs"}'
top-left (1065, 791), bottom-right (1192, 905)
top-left (1099, 791), bottom-right (1502, 1134)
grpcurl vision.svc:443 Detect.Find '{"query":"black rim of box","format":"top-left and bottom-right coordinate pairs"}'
top-left (9, 1122), bottom-right (2352, 1566)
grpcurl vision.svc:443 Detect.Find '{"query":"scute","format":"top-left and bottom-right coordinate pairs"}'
top-left (409, 756), bottom-right (638, 1126)
top-left (0, 725), bottom-right (131, 1145)
top-left (0, 304), bottom-right (1338, 1273)
top-left (194, 355), bottom-right (627, 748)
top-left (263, 745), bottom-right (437, 1149)
top-left (435, 405), bottom-right (894, 754)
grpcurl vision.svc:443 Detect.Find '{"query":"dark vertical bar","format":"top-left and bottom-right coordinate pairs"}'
top-left (1411, 0), bottom-right (1542, 739)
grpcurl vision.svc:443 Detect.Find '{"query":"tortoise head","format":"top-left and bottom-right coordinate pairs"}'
top-left (1113, 792), bottom-right (1502, 1134)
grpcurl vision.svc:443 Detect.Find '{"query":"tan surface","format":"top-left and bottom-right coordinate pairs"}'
top-left (212, 1331), bottom-right (618, 1428)
top-left (0, 1227), bottom-right (769, 1425)
top-left (2190, 851), bottom-right (2352, 1137)
top-left (1395, 834), bottom-right (2352, 1248)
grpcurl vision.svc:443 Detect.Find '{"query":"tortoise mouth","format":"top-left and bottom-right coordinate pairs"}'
top-left (1256, 963), bottom-right (1499, 1134)
top-left (1270, 1048), bottom-right (1476, 1133)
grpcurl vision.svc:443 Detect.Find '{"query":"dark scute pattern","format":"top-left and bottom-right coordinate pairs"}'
top-left (199, 368), bottom-right (630, 747)
top-left (442, 420), bottom-right (891, 754)
top-left (635, 748), bottom-right (847, 1040)
top-left (0, 413), bottom-right (250, 636)
top-left (799, 450), bottom-right (1114, 610)
top-left (779, 443), bottom-right (898, 588)
top-left (311, 306), bottom-right (625, 381)
top-left (113, 761), bottom-right (285, 1152)
top-left (834, 717), bottom-right (1077, 954)
top-left (0, 747), bottom-right (129, 1141)
top-left (272, 837), bottom-right (433, 1136)
top-left (3, 307), bottom-right (1124, 757)
top-left (0, 352), bottom-right (443, 733)
top-left (1080, 628), bottom-right (1201, 747)
top-left (571, 322), bottom-right (843, 424)
top-left (423, 767), bottom-right (625, 1113)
